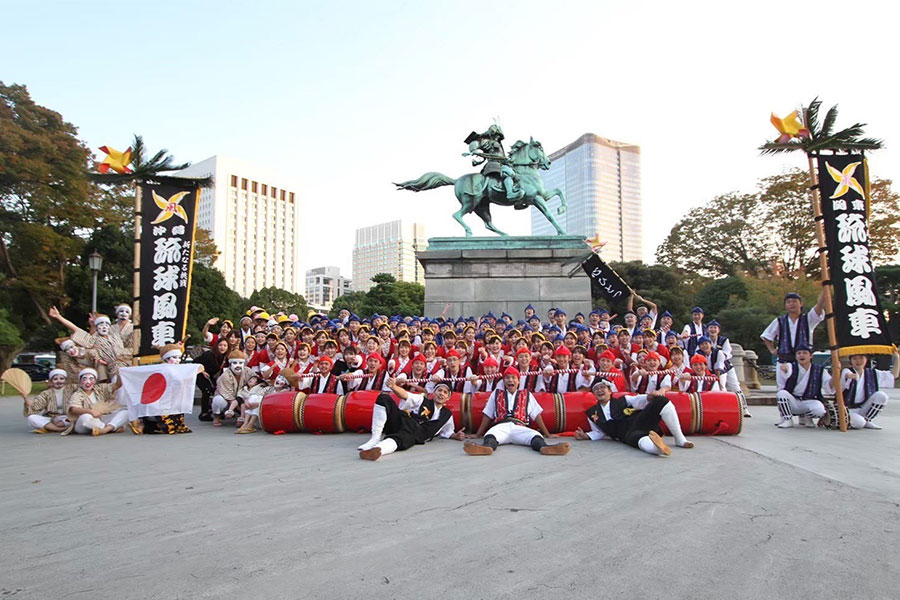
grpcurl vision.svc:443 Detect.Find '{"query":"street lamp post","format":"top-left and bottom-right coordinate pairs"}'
top-left (88, 250), bottom-right (103, 313)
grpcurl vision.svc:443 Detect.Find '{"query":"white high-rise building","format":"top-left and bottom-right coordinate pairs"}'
top-left (305, 266), bottom-right (352, 312)
top-left (352, 220), bottom-right (426, 292)
top-left (531, 134), bottom-right (643, 262)
top-left (176, 156), bottom-right (302, 297)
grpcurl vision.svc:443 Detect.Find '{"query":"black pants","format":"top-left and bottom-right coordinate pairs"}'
top-left (623, 396), bottom-right (669, 448)
top-left (376, 394), bottom-right (422, 451)
top-left (197, 375), bottom-right (213, 414)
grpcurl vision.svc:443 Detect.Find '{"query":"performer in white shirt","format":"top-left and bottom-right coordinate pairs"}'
top-left (463, 367), bottom-right (570, 456)
top-left (760, 290), bottom-right (826, 363)
top-left (358, 378), bottom-right (464, 460)
top-left (840, 351), bottom-right (898, 430)
top-left (775, 344), bottom-right (832, 428)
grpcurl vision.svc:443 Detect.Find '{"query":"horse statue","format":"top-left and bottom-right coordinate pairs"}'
top-left (394, 137), bottom-right (568, 236)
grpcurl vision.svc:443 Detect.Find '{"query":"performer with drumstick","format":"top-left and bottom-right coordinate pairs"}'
top-left (774, 343), bottom-right (832, 428)
top-left (358, 377), bottom-right (465, 461)
top-left (574, 377), bottom-right (693, 455)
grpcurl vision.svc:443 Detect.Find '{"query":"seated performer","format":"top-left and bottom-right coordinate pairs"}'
top-left (679, 354), bottom-right (722, 392)
top-left (212, 350), bottom-right (253, 427)
top-left (775, 343), bottom-right (831, 428)
top-left (22, 368), bottom-right (72, 433)
top-left (463, 366), bottom-right (570, 456)
top-left (840, 350), bottom-right (899, 430)
top-left (358, 377), bottom-right (465, 461)
top-left (574, 378), bottom-right (693, 455)
top-left (628, 351), bottom-right (672, 402)
top-left (62, 368), bottom-right (129, 436)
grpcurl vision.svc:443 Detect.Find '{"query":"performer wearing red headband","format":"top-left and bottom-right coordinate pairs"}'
top-left (463, 366), bottom-right (570, 456)
top-left (358, 377), bottom-right (465, 461)
top-left (427, 349), bottom-right (472, 394)
top-left (679, 354), bottom-right (722, 392)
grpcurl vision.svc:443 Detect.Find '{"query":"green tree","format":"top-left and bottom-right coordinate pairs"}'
top-left (606, 261), bottom-right (707, 326)
top-left (694, 276), bottom-right (748, 319)
top-left (185, 263), bottom-right (244, 344)
top-left (0, 307), bottom-right (24, 372)
top-left (329, 290), bottom-right (368, 318)
top-left (0, 82), bottom-right (107, 368)
top-left (246, 286), bottom-right (310, 319)
top-left (193, 227), bottom-right (220, 267)
top-left (656, 168), bottom-right (900, 278)
top-left (875, 264), bottom-right (900, 343)
top-left (362, 273), bottom-right (425, 316)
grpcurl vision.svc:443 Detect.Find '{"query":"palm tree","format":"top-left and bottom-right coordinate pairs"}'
top-left (88, 134), bottom-right (213, 187)
top-left (759, 98), bottom-right (884, 155)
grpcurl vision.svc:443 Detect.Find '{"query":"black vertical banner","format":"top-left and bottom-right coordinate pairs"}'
top-left (137, 181), bottom-right (199, 359)
top-left (817, 154), bottom-right (893, 355)
top-left (582, 254), bottom-right (632, 303)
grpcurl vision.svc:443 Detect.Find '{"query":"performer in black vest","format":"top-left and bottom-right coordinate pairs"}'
top-left (574, 378), bottom-right (693, 455)
top-left (840, 351), bottom-right (898, 430)
top-left (358, 378), bottom-right (464, 461)
top-left (464, 367), bottom-right (570, 456)
top-left (775, 343), bottom-right (831, 428)
top-left (680, 307), bottom-right (706, 356)
top-left (760, 290), bottom-right (826, 363)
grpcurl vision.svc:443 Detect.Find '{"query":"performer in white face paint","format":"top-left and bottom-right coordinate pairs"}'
top-left (62, 368), bottom-right (128, 436)
top-left (574, 377), bottom-right (693, 455)
top-left (774, 343), bottom-right (832, 428)
top-left (212, 350), bottom-right (253, 427)
top-left (22, 368), bottom-right (73, 433)
top-left (840, 351), bottom-right (898, 430)
top-left (55, 336), bottom-right (93, 385)
top-left (49, 306), bottom-right (130, 383)
top-left (463, 367), bottom-right (570, 456)
top-left (358, 377), bottom-right (465, 461)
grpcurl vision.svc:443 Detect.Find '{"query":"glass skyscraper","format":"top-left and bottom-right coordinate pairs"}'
top-left (530, 133), bottom-right (642, 262)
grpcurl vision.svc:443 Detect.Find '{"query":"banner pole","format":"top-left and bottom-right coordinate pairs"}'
top-left (806, 152), bottom-right (848, 431)
top-left (133, 183), bottom-right (141, 366)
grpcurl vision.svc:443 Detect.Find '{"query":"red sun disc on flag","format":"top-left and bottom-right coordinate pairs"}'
top-left (141, 373), bottom-right (167, 404)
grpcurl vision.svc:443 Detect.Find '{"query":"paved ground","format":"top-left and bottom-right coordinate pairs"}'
top-left (3, 391), bottom-right (900, 600)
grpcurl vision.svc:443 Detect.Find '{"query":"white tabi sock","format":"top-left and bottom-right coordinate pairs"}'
top-left (638, 436), bottom-right (661, 455)
top-left (376, 438), bottom-right (398, 456)
top-left (659, 402), bottom-right (688, 446)
top-left (359, 404), bottom-right (388, 450)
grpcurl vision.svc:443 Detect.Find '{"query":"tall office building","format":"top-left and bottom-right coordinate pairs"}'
top-left (305, 266), bottom-right (352, 312)
top-left (176, 156), bottom-right (302, 297)
top-left (352, 220), bottom-right (426, 292)
top-left (530, 133), bottom-right (642, 262)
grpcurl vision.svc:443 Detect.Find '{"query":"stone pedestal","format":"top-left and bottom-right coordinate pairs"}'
top-left (416, 236), bottom-right (592, 318)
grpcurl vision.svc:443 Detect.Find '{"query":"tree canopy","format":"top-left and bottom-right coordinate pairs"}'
top-left (329, 273), bottom-right (424, 318)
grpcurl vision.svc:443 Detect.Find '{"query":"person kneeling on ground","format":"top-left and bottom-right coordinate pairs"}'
top-left (774, 343), bottom-right (831, 429)
top-left (62, 368), bottom-right (128, 436)
top-left (840, 350), bottom-right (898, 430)
top-left (574, 377), bottom-right (693, 456)
top-left (22, 368), bottom-right (73, 433)
top-left (358, 377), bottom-right (465, 461)
top-left (463, 366), bottom-right (570, 456)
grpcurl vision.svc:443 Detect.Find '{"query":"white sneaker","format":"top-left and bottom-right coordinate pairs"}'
top-left (864, 421), bottom-right (883, 430)
top-left (799, 415), bottom-right (816, 428)
top-left (776, 418), bottom-right (794, 428)
top-left (744, 410), bottom-right (753, 418)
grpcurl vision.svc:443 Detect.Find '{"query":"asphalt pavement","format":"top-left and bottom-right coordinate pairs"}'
top-left (3, 391), bottom-right (899, 600)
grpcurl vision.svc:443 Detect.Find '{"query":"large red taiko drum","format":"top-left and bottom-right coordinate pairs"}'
top-left (299, 393), bottom-right (346, 433)
top-left (467, 392), bottom-right (489, 432)
top-left (558, 391), bottom-right (595, 433)
top-left (658, 391), bottom-right (742, 435)
top-left (258, 391), bottom-right (305, 433)
top-left (343, 391), bottom-right (395, 433)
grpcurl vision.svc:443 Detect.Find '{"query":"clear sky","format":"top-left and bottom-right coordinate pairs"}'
top-left (4, 0), bottom-right (899, 279)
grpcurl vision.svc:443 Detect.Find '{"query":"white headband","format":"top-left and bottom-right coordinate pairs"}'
top-left (78, 368), bottom-right (98, 379)
top-left (49, 368), bottom-right (67, 380)
top-left (162, 349), bottom-right (183, 362)
top-left (59, 339), bottom-right (75, 350)
top-left (94, 316), bottom-right (111, 326)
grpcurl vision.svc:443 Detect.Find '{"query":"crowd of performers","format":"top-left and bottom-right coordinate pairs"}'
top-left (20, 288), bottom-right (894, 457)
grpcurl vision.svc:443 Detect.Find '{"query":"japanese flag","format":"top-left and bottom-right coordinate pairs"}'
top-left (117, 364), bottom-right (201, 419)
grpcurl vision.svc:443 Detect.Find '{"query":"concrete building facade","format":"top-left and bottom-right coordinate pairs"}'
top-left (305, 266), bottom-right (352, 312)
top-left (352, 220), bottom-right (426, 292)
top-left (176, 156), bottom-right (302, 297)
top-left (530, 133), bottom-right (642, 262)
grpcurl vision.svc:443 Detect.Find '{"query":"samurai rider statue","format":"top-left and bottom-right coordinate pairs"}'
top-left (463, 123), bottom-right (524, 203)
